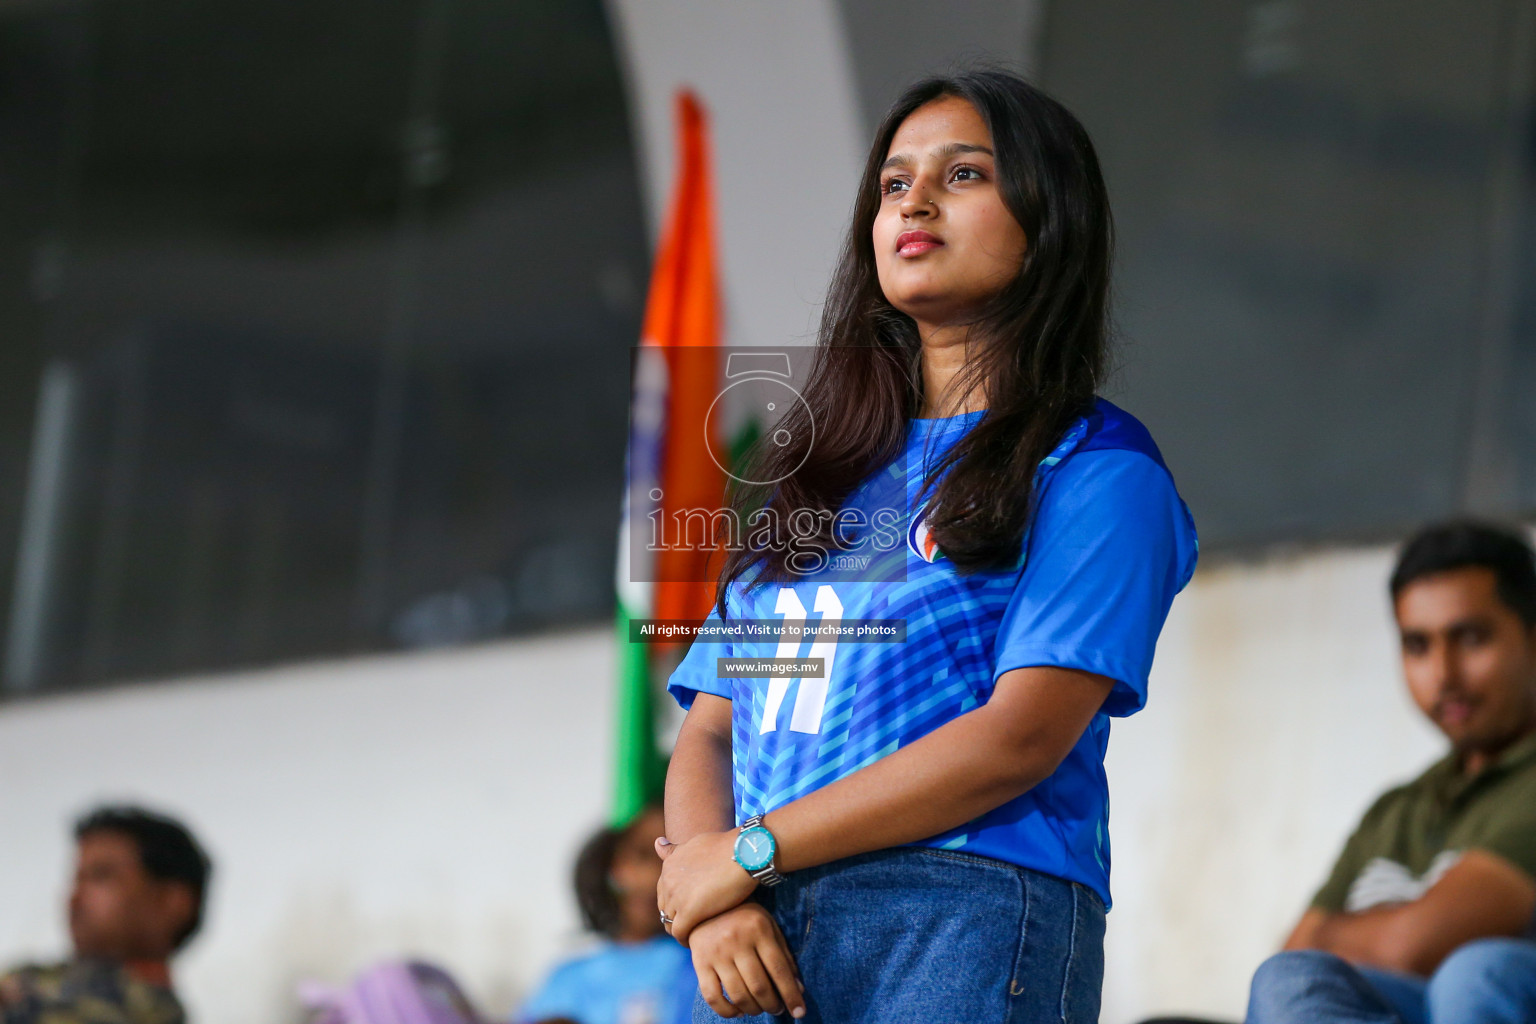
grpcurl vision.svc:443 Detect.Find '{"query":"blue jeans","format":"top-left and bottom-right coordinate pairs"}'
top-left (690, 847), bottom-right (1106, 1024)
top-left (1246, 940), bottom-right (1536, 1023)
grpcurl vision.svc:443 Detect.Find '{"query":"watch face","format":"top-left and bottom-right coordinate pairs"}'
top-left (734, 827), bottom-right (774, 872)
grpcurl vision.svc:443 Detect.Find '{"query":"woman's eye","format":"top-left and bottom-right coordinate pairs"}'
top-left (881, 178), bottom-right (909, 195)
top-left (951, 166), bottom-right (982, 182)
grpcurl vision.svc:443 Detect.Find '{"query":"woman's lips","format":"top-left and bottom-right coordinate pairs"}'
top-left (896, 230), bottom-right (943, 257)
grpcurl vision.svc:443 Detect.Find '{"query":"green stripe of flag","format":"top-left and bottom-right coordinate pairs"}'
top-left (612, 595), bottom-right (666, 828)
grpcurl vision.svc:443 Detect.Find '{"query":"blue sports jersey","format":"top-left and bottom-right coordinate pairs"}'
top-left (515, 935), bottom-right (693, 1024)
top-left (666, 398), bottom-right (1198, 906)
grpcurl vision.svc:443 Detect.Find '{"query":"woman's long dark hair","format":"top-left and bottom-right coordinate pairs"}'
top-left (715, 69), bottom-right (1113, 617)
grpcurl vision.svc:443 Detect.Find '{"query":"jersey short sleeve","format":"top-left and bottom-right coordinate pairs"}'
top-left (992, 448), bottom-right (1196, 718)
top-left (666, 602), bottom-right (735, 710)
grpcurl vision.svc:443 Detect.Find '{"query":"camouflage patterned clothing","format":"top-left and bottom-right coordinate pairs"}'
top-left (0, 960), bottom-right (184, 1024)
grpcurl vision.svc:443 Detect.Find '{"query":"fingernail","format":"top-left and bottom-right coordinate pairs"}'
top-left (792, 1008), bottom-right (806, 1019)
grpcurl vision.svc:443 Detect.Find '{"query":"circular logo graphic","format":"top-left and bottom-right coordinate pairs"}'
top-left (705, 375), bottom-right (815, 486)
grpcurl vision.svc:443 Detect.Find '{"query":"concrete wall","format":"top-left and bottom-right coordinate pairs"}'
top-left (604, 0), bottom-right (867, 350)
top-left (834, 0), bottom-right (1047, 134)
top-left (0, 630), bottom-right (616, 1024)
top-left (1103, 544), bottom-right (1442, 1022)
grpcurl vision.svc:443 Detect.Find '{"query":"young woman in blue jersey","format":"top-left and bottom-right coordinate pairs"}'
top-left (655, 69), bottom-right (1198, 1023)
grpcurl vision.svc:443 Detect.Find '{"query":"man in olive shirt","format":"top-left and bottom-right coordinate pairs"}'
top-left (0, 806), bottom-right (211, 1024)
top-left (1247, 521), bottom-right (1536, 1024)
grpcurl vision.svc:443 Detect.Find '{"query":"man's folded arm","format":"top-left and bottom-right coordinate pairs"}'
top-left (1283, 849), bottom-right (1536, 975)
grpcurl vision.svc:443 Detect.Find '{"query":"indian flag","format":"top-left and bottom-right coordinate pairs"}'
top-left (612, 91), bottom-right (727, 828)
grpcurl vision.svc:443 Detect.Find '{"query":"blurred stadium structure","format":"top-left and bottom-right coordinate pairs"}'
top-left (0, 0), bottom-right (646, 693)
top-left (0, 1), bottom-right (1532, 1022)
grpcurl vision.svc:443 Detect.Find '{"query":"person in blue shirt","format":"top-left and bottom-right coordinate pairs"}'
top-left (517, 806), bottom-right (693, 1024)
top-left (653, 69), bottom-right (1198, 1024)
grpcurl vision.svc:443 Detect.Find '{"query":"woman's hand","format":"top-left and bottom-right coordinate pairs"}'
top-left (686, 903), bottom-right (806, 1019)
top-left (656, 829), bottom-right (758, 944)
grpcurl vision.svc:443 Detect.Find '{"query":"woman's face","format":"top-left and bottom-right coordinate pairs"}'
top-left (872, 96), bottom-right (1027, 331)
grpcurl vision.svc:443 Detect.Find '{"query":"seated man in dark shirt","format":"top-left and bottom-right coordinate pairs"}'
top-left (1246, 522), bottom-right (1536, 1024)
top-left (0, 806), bottom-right (212, 1024)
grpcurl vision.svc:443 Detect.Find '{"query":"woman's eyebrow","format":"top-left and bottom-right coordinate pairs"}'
top-left (934, 142), bottom-right (993, 160)
top-left (879, 142), bottom-right (994, 172)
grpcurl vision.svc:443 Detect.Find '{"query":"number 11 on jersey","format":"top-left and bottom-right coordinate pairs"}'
top-left (760, 584), bottom-right (843, 736)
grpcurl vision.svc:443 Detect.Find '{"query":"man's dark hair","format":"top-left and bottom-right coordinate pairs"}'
top-left (572, 803), bottom-right (663, 941)
top-left (1390, 520), bottom-right (1536, 626)
top-left (74, 805), bottom-right (212, 950)
top-left (572, 823), bottom-right (624, 939)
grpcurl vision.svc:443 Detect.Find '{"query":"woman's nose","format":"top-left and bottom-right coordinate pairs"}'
top-left (900, 183), bottom-right (937, 217)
